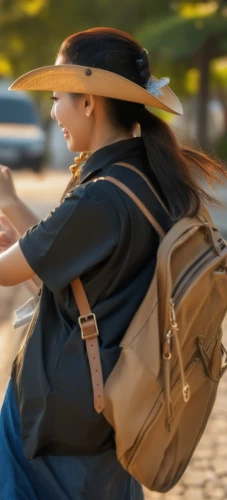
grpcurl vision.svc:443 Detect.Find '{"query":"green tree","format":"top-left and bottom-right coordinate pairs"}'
top-left (136, 1), bottom-right (227, 149)
top-left (1, 0), bottom-right (227, 152)
top-left (0, 0), bottom-right (172, 75)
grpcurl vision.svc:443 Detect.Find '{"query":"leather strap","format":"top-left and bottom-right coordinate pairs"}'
top-left (112, 161), bottom-right (171, 235)
top-left (71, 279), bottom-right (104, 413)
top-left (113, 161), bottom-right (170, 216)
top-left (95, 175), bottom-right (165, 238)
top-left (71, 160), bottom-right (169, 413)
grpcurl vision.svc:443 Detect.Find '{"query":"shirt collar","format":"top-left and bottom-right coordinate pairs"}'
top-left (79, 137), bottom-right (144, 184)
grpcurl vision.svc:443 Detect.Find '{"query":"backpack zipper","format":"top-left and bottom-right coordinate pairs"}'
top-left (173, 240), bottom-right (225, 303)
top-left (163, 299), bottom-right (190, 431)
top-left (163, 240), bottom-right (227, 431)
top-left (171, 349), bottom-right (199, 391)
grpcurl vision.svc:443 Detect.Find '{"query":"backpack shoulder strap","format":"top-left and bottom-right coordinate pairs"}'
top-left (71, 160), bottom-right (171, 414)
top-left (114, 161), bottom-right (170, 216)
top-left (71, 278), bottom-right (105, 414)
top-left (95, 174), bottom-right (166, 239)
top-left (94, 161), bottom-right (172, 239)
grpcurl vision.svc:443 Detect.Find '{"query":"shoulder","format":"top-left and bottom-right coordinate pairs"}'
top-left (64, 161), bottom-right (151, 223)
top-left (52, 177), bottom-right (121, 239)
top-left (65, 170), bottom-right (123, 214)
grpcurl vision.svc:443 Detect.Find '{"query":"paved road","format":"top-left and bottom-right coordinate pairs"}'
top-left (0, 168), bottom-right (227, 500)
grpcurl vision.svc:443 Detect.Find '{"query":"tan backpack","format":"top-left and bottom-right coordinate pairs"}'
top-left (71, 162), bottom-right (227, 493)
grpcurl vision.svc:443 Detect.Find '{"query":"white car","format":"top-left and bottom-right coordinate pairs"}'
top-left (0, 90), bottom-right (46, 172)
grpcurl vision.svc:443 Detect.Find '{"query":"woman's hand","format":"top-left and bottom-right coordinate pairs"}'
top-left (0, 213), bottom-right (18, 252)
top-left (0, 212), bottom-right (41, 290)
top-left (0, 165), bottom-right (19, 209)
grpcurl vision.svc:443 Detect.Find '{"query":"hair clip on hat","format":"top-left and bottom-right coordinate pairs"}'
top-left (146, 77), bottom-right (170, 98)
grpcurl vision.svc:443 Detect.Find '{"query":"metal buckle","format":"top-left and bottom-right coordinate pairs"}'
top-left (78, 313), bottom-right (99, 340)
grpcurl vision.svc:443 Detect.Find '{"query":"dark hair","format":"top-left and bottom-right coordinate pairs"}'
top-left (57, 26), bottom-right (227, 220)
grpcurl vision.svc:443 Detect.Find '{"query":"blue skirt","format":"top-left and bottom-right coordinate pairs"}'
top-left (0, 381), bottom-right (144, 500)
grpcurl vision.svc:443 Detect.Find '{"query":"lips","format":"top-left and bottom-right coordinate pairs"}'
top-left (62, 128), bottom-right (69, 137)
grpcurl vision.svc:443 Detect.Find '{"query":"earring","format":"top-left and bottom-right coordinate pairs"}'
top-left (69, 151), bottom-right (89, 179)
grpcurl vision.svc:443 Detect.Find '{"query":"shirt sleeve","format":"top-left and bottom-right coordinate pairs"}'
top-left (19, 183), bottom-right (119, 293)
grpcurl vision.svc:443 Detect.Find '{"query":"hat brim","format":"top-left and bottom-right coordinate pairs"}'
top-left (9, 64), bottom-right (183, 115)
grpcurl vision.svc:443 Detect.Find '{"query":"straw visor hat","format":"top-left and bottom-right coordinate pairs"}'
top-left (9, 64), bottom-right (183, 116)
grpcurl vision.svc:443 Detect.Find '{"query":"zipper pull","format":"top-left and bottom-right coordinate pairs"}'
top-left (163, 330), bottom-right (172, 360)
top-left (170, 298), bottom-right (177, 326)
top-left (169, 297), bottom-right (191, 404)
top-left (163, 329), bottom-right (174, 432)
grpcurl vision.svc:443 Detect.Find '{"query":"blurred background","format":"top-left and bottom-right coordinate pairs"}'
top-left (0, 2), bottom-right (227, 500)
top-left (0, 0), bottom-right (227, 165)
top-left (0, 0), bottom-right (227, 229)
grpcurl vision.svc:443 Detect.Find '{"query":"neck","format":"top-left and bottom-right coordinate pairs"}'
top-left (88, 130), bottom-right (135, 154)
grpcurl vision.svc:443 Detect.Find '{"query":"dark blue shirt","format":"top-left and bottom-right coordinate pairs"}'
top-left (13, 137), bottom-right (169, 459)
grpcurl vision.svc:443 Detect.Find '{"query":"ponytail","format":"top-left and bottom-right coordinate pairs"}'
top-left (58, 27), bottom-right (227, 221)
top-left (138, 109), bottom-right (226, 220)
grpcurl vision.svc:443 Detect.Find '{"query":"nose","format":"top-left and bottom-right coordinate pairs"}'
top-left (51, 105), bottom-right (56, 120)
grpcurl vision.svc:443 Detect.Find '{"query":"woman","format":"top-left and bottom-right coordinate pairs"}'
top-left (0, 27), bottom-right (226, 500)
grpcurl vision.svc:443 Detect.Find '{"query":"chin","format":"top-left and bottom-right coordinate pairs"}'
top-left (66, 141), bottom-right (73, 151)
top-left (67, 141), bottom-right (79, 153)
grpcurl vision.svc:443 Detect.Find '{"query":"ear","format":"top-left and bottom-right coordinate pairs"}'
top-left (84, 94), bottom-right (96, 117)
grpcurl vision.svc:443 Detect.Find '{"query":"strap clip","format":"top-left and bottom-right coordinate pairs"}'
top-left (78, 313), bottom-right (99, 340)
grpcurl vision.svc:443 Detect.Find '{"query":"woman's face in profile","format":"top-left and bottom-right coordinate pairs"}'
top-left (51, 54), bottom-right (91, 152)
top-left (50, 91), bottom-right (90, 152)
